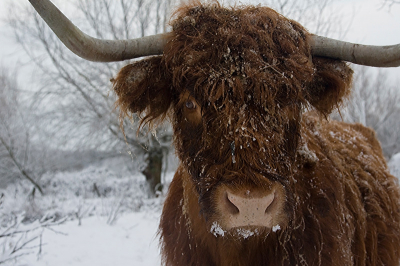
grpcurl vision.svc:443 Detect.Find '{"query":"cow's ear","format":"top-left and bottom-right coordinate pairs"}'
top-left (305, 57), bottom-right (353, 116)
top-left (112, 56), bottom-right (173, 130)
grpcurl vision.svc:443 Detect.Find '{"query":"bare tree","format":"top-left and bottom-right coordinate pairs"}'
top-left (0, 67), bottom-right (44, 194)
top-left (332, 66), bottom-right (400, 159)
top-left (8, 0), bottom-right (178, 196)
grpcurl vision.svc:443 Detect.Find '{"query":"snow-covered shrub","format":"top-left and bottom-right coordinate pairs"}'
top-left (0, 213), bottom-right (66, 265)
top-left (0, 156), bottom-right (171, 226)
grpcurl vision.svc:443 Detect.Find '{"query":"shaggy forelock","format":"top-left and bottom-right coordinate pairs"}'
top-left (165, 2), bottom-right (314, 111)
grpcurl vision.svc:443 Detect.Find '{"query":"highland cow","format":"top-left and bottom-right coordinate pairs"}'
top-left (28, 0), bottom-right (400, 265)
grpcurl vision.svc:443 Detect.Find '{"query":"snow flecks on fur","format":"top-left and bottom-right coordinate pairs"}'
top-left (235, 228), bottom-right (257, 239)
top-left (210, 221), bottom-right (225, 237)
top-left (297, 142), bottom-right (318, 164)
top-left (272, 224), bottom-right (281, 232)
top-left (211, 224), bottom-right (264, 239)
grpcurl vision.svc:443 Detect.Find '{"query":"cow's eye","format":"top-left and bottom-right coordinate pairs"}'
top-left (186, 100), bottom-right (196, 109)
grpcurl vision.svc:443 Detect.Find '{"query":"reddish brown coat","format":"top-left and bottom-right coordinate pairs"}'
top-left (112, 2), bottom-right (400, 265)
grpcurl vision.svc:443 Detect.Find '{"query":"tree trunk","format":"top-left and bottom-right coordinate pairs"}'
top-left (141, 138), bottom-right (164, 196)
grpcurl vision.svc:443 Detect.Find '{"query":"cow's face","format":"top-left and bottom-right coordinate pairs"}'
top-left (172, 83), bottom-right (297, 235)
top-left (113, 3), bottom-right (353, 238)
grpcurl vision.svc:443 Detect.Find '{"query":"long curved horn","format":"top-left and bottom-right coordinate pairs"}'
top-left (28, 0), bottom-right (167, 62)
top-left (311, 35), bottom-right (400, 67)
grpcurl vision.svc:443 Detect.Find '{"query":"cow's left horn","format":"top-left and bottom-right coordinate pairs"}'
top-left (28, 0), bottom-right (167, 62)
top-left (311, 35), bottom-right (400, 67)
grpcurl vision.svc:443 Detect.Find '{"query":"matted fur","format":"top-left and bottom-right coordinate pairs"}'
top-left (112, 1), bottom-right (400, 265)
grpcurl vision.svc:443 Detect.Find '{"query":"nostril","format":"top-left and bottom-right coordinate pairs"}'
top-left (225, 193), bottom-right (240, 215)
top-left (265, 192), bottom-right (276, 214)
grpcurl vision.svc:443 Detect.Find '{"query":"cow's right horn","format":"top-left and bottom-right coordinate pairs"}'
top-left (28, 0), bottom-right (167, 62)
top-left (311, 35), bottom-right (400, 67)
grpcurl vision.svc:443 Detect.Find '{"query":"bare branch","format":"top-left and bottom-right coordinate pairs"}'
top-left (0, 214), bottom-right (67, 264)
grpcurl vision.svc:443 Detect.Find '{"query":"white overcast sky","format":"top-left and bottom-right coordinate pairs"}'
top-left (1, 0), bottom-right (400, 85)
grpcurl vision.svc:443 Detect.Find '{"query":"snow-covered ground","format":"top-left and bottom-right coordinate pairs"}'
top-left (0, 157), bottom-right (170, 266)
top-left (14, 212), bottom-right (161, 266)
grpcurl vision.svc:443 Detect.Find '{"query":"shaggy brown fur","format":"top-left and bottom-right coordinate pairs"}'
top-left (112, 2), bottom-right (400, 265)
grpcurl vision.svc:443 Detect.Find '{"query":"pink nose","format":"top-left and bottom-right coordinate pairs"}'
top-left (221, 189), bottom-right (278, 229)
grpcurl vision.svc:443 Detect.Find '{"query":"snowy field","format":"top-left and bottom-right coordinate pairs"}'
top-left (1, 154), bottom-right (400, 266)
top-left (0, 157), bottom-right (170, 266)
top-left (6, 212), bottom-right (161, 266)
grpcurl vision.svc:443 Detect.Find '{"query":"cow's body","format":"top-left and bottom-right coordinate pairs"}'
top-left (160, 112), bottom-right (400, 265)
top-left (111, 3), bottom-right (400, 265)
top-left (92, 2), bottom-right (400, 266)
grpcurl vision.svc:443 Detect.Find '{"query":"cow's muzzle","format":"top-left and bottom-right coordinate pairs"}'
top-left (214, 184), bottom-right (287, 234)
